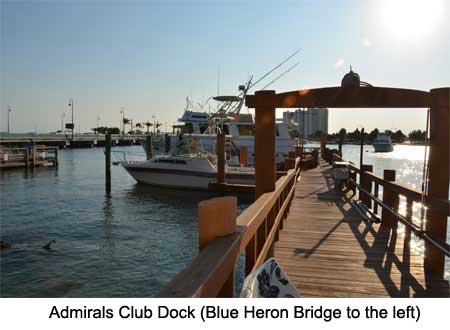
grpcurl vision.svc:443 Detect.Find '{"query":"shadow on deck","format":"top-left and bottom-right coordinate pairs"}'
top-left (274, 162), bottom-right (449, 297)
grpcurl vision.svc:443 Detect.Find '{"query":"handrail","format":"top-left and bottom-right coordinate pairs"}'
top-left (158, 158), bottom-right (300, 297)
top-left (350, 178), bottom-right (450, 257)
top-left (348, 164), bottom-right (450, 215)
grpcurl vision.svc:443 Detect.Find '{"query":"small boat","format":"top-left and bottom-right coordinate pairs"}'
top-left (121, 154), bottom-right (254, 190)
top-left (372, 132), bottom-right (394, 152)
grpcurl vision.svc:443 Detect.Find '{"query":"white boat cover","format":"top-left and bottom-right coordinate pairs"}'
top-left (240, 258), bottom-right (300, 298)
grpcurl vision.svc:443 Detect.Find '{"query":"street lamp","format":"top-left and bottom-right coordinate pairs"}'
top-left (7, 105), bottom-right (12, 134)
top-left (96, 116), bottom-right (100, 134)
top-left (120, 107), bottom-right (125, 138)
top-left (61, 112), bottom-right (65, 132)
top-left (68, 98), bottom-right (74, 142)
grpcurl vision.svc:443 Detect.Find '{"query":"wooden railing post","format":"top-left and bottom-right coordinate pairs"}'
top-left (217, 131), bottom-right (225, 183)
top-left (198, 196), bottom-right (237, 297)
top-left (255, 90), bottom-right (276, 199)
top-left (360, 164), bottom-right (373, 208)
top-left (239, 146), bottom-right (248, 167)
top-left (425, 87), bottom-right (450, 278)
top-left (382, 169), bottom-right (398, 227)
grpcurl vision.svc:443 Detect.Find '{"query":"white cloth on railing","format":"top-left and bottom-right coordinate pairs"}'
top-left (240, 258), bottom-right (300, 298)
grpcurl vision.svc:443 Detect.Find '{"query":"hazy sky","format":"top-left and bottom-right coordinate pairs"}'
top-left (1, 0), bottom-right (449, 133)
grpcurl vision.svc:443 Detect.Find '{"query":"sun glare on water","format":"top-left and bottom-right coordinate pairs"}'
top-left (380, 0), bottom-right (445, 40)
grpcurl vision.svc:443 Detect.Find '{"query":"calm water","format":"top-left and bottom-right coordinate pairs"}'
top-left (1, 144), bottom-right (449, 297)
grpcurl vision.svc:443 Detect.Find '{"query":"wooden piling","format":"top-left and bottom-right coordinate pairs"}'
top-left (239, 146), bottom-right (248, 167)
top-left (146, 135), bottom-right (152, 160)
top-left (198, 197), bottom-right (237, 296)
top-left (360, 164), bottom-right (373, 208)
top-left (382, 169), bottom-right (398, 227)
top-left (217, 131), bottom-right (225, 184)
top-left (425, 87), bottom-right (450, 277)
top-left (255, 90), bottom-right (276, 199)
top-left (105, 133), bottom-right (111, 194)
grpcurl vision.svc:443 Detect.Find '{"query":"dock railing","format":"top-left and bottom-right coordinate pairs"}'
top-left (325, 147), bottom-right (450, 277)
top-left (158, 157), bottom-right (300, 297)
top-left (0, 145), bottom-right (58, 169)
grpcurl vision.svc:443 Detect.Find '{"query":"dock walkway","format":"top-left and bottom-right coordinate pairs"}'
top-left (274, 162), bottom-right (449, 297)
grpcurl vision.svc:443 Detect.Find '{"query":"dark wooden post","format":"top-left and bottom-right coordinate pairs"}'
top-left (320, 132), bottom-right (326, 160)
top-left (198, 197), bottom-right (237, 297)
top-left (105, 133), bottom-right (111, 194)
top-left (217, 131), bottom-right (225, 183)
top-left (425, 88), bottom-right (450, 277)
top-left (164, 134), bottom-right (171, 153)
top-left (360, 164), bottom-right (373, 208)
top-left (145, 135), bottom-right (152, 160)
top-left (239, 146), bottom-right (248, 167)
top-left (382, 169), bottom-right (398, 227)
top-left (25, 148), bottom-right (29, 168)
top-left (255, 90), bottom-right (276, 199)
top-left (359, 128), bottom-right (365, 170)
top-left (53, 147), bottom-right (59, 168)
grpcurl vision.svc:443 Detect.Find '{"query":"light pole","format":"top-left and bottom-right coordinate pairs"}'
top-left (61, 112), bottom-right (65, 132)
top-left (68, 98), bottom-right (74, 142)
top-left (7, 105), bottom-right (12, 134)
top-left (120, 107), bottom-right (125, 138)
top-left (96, 116), bottom-right (100, 134)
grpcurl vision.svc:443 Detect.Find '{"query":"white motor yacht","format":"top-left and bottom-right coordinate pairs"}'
top-left (373, 132), bottom-right (394, 152)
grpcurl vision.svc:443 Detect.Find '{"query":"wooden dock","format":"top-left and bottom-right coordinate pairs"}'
top-left (275, 162), bottom-right (449, 297)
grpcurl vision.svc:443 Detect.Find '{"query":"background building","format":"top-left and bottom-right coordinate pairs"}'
top-left (283, 108), bottom-right (329, 137)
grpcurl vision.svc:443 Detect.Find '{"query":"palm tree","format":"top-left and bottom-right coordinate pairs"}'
top-left (144, 121), bottom-right (153, 134)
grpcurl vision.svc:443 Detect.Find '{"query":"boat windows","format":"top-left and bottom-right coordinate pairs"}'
top-left (237, 125), bottom-right (255, 136)
top-left (154, 159), bottom-right (187, 165)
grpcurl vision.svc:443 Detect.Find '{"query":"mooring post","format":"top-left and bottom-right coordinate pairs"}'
top-left (255, 90), bottom-right (276, 199)
top-left (25, 148), bottom-right (29, 168)
top-left (198, 197), bottom-right (237, 297)
top-left (53, 146), bottom-right (59, 168)
top-left (217, 131), bottom-right (225, 183)
top-left (360, 164), bottom-right (373, 208)
top-left (425, 87), bottom-right (450, 277)
top-left (164, 134), bottom-right (171, 154)
top-left (382, 169), bottom-right (398, 227)
top-left (105, 133), bottom-right (111, 194)
top-left (145, 135), bottom-right (152, 160)
top-left (239, 146), bottom-right (248, 167)
top-left (320, 132), bottom-right (326, 160)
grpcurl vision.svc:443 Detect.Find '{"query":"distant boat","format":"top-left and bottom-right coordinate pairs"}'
top-left (121, 154), bottom-right (254, 190)
top-left (373, 132), bottom-right (394, 152)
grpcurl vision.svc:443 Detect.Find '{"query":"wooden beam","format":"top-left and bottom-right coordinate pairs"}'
top-left (246, 86), bottom-right (430, 109)
top-left (425, 88), bottom-right (450, 278)
top-left (216, 132), bottom-right (225, 183)
top-left (255, 90), bottom-right (276, 199)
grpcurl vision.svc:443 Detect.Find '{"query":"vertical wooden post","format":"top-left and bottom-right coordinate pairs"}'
top-left (217, 131), bottom-right (225, 183)
top-left (294, 145), bottom-right (302, 158)
top-left (359, 128), bottom-right (365, 170)
top-left (54, 147), bottom-right (59, 168)
top-left (25, 148), bottom-right (29, 168)
top-left (105, 133), bottom-right (111, 194)
top-left (164, 134), bottom-right (171, 153)
top-left (32, 146), bottom-right (35, 168)
top-left (425, 88), bottom-right (450, 277)
top-left (145, 135), bottom-right (152, 160)
top-left (198, 197), bottom-right (237, 297)
top-left (360, 164), bottom-right (373, 208)
top-left (239, 146), bottom-right (248, 167)
top-left (320, 132), bottom-right (326, 160)
top-left (255, 90), bottom-right (276, 199)
top-left (284, 158), bottom-right (295, 171)
top-left (382, 169), bottom-right (398, 227)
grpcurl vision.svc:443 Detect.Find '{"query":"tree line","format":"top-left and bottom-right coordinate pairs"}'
top-left (309, 128), bottom-right (428, 144)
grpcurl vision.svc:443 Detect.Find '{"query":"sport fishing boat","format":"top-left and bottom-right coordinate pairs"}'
top-left (372, 132), bottom-right (394, 152)
top-left (121, 154), bottom-right (255, 190)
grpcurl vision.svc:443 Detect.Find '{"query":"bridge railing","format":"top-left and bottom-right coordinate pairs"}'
top-left (158, 157), bottom-right (300, 297)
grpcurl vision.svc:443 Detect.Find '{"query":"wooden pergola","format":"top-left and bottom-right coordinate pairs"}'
top-left (246, 86), bottom-right (449, 278)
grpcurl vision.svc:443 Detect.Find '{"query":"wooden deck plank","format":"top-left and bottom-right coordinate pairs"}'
top-left (274, 162), bottom-right (449, 297)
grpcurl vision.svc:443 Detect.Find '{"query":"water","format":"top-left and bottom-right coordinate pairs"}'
top-left (1, 144), bottom-right (449, 297)
top-left (0, 146), bottom-right (249, 297)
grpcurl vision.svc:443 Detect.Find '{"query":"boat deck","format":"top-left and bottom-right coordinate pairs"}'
top-left (274, 162), bottom-right (450, 297)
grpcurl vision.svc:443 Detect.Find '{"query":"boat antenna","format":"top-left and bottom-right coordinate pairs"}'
top-left (248, 49), bottom-right (300, 91)
top-left (261, 62), bottom-right (300, 90)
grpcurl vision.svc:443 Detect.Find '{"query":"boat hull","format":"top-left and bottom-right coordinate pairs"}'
top-left (373, 143), bottom-right (394, 152)
top-left (123, 165), bottom-right (255, 190)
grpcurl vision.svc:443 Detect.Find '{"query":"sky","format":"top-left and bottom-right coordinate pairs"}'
top-left (1, 0), bottom-right (449, 134)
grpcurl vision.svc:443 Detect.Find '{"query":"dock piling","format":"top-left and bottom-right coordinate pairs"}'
top-left (146, 135), bottom-right (152, 160)
top-left (105, 133), bottom-right (111, 194)
top-left (217, 131), bottom-right (225, 184)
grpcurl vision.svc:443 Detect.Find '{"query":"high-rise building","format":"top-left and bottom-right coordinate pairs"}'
top-left (283, 108), bottom-right (329, 137)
